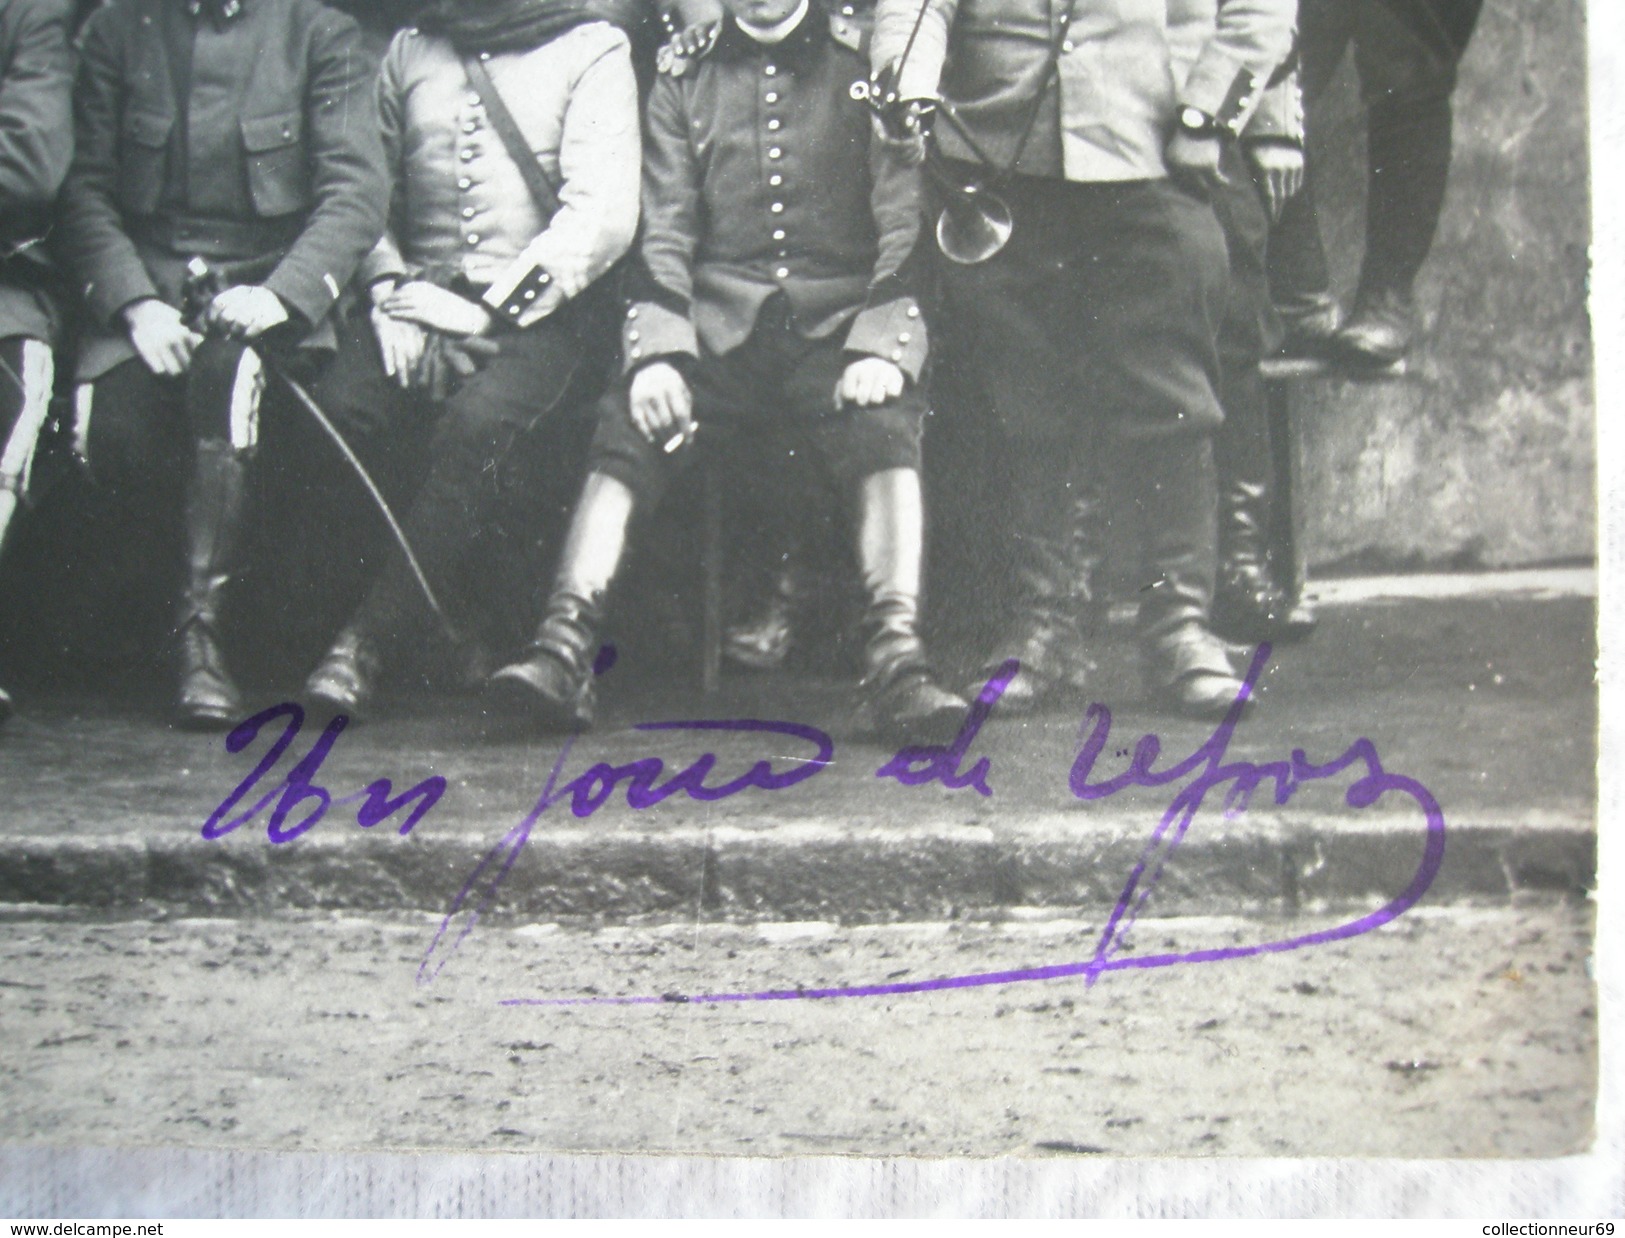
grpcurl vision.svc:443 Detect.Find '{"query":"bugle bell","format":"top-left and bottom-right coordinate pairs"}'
top-left (933, 174), bottom-right (1012, 265)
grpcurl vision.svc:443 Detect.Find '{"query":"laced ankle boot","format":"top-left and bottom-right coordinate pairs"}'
top-left (486, 472), bottom-right (633, 731)
top-left (486, 590), bottom-right (605, 730)
top-left (303, 623), bottom-right (384, 721)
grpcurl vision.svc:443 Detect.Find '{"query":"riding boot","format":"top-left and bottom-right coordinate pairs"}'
top-left (1133, 435), bottom-right (1249, 720)
top-left (303, 538), bottom-right (429, 722)
top-left (855, 468), bottom-right (967, 744)
top-left (972, 458), bottom-right (1100, 714)
top-left (486, 472), bottom-right (633, 730)
top-left (176, 439), bottom-right (249, 729)
top-left (1211, 361), bottom-right (1291, 644)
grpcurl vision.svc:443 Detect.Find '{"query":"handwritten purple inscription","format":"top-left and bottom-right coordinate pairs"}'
top-left (494, 644), bottom-right (1447, 1007)
top-left (201, 703), bottom-right (446, 844)
top-left (196, 646), bottom-right (1446, 1005)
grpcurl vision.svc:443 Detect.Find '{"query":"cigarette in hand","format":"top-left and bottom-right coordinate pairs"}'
top-left (663, 424), bottom-right (696, 454)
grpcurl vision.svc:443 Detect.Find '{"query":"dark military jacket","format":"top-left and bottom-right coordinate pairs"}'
top-left (625, 2), bottom-right (927, 381)
top-left (0, 0), bottom-right (73, 341)
top-left (59, 0), bottom-right (387, 378)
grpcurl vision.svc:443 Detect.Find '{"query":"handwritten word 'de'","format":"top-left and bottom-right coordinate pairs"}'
top-left (201, 703), bottom-right (446, 844)
top-left (874, 657), bottom-right (1015, 797)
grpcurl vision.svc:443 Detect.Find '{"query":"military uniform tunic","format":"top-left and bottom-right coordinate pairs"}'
top-left (60, 0), bottom-right (388, 381)
top-left (589, 2), bottom-right (932, 504)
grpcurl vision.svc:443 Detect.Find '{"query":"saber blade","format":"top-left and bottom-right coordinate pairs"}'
top-left (274, 366), bottom-right (458, 641)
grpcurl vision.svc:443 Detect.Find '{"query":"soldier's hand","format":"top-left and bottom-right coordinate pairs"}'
top-left (204, 285), bottom-right (290, 340)
top-left (1244, 141), bottom-right (1304, 222)
top-left (628, 361), bottom-right (694, 444)
top-left (371, 308), bottom-right (428, 388)
top-left (837, 356), bottom-right (906, 408)
top-left (413, 335), bottom-right (454, 402)
top-left (383, 281), bottom-right (495, 337)
top-left (1164, 132), bottom-right (1225, 196)
top-left (122, 298), bottom-right (204, 377)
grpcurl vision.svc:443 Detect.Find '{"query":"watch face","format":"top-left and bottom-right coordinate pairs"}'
top-left (1180, 106), bottom-right (1208, 131)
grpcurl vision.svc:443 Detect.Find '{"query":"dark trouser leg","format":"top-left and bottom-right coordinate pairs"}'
top-left (1210, 159), bottom-right (1294, 641)
top-left (1211, 358), bottom-right (1291, 641)
top-left (0, 336), bottom-right (55, 723)
top-left (307, 319), bottom-right (586, 717)
top-left (1337, 0), bottom-right (1481, 363)
top-left (1336, 92), bottom-right (1455, 363)
top-left (485, 363), bottom-right (654, 731)
top-left (1267, 0), bottom-right (1353, 351)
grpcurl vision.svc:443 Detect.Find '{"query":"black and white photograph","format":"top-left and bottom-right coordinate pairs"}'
top-left (0, 0), bottom-right (1611, 1216)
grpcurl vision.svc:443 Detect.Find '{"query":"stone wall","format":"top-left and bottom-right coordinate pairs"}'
top-left (1293, 0), bottom-right (1594, 571)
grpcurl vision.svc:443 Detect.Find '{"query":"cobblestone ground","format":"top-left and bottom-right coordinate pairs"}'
top-left (0, 900), bottom-right (1596, 1158)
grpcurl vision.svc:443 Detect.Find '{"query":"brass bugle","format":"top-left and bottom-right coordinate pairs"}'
top-left (925, 102), bottom-right (1012, 265)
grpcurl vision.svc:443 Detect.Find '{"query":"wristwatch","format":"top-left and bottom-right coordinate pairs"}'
top-left (1177, 106), bottom-right (1222, 138)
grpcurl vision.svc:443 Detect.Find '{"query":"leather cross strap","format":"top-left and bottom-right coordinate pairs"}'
top-left (461, 53), bottom-right (564, 221)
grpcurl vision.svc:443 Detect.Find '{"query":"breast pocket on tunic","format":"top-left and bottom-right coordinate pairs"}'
top-left (241, 110), bottom-right (311, 217)
top-left (118, 110), bottom-right (174, 216)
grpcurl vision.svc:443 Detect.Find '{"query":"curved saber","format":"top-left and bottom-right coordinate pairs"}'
top-left (271, 363), bottom-right (459, 643)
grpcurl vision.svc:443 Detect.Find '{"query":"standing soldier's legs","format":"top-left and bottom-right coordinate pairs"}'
top-left (0, 336), bottom-right (55, 723)
top-left (1093, 183), bottom-right (1244, 717)
top-left (948, 176), bottom-right (1245, 719)
top-left (1336, 0), bottom-right (1486, 364)
top-left (304, 315), bottom-right (592, 719)
top-left (940, 176), bottom-right (1115, 715)
top-left (1266, 0), bottom-right (1355, 353)
top-left (76, 338), bottom-right (263, 728)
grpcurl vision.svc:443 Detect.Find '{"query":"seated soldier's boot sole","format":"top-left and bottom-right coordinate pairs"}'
top-left (486, 656), bottom-right (595, 732)
top-left (176, 675), bottom-right (244, 732)
top-left (176, 633), bottom-right (243, 732)
top-left (302, 658), bottom-right (373, 723)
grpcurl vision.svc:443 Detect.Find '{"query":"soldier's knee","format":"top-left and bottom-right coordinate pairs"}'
top-left (0, 338), bottom-right (54, 499)
top-left (185, 338), bottom-right (265, 452)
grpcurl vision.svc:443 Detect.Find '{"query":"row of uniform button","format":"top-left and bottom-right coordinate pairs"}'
top-left (457, 84), bottom-right (487, 248)
top-left (762, 60), bottom-right (791, 280)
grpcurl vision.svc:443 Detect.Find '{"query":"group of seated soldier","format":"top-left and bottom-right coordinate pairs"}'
top-left (0, 0), bottom-right (1477, 738)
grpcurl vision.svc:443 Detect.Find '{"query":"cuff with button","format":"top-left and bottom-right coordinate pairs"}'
top-left (843, 297), bottom-right (927, 383)
top-left (621, 300), bottom-right (699, 376)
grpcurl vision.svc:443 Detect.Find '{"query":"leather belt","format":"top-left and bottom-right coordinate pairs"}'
top-left (130, 213), bottom-right (304, 259)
